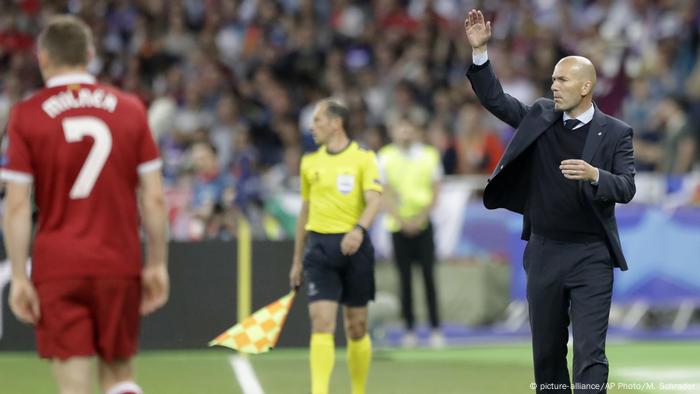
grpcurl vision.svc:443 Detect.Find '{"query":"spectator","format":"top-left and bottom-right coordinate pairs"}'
top-left (189, 141), bottom-right (236, 240)
top-left (210, 93), bottom-right (248, 169)
top-left (427, 120), bottom-right (458, 175)
top-left (636, 97), bottom-right (698, 174)
top-left (0, 0), bottom-right (698, 239)
top-left (173, 80), bottom-right (215, 144)
top-left (384, 80), bottom-right (429, 129)
top-left (454, 103), bottom-right (504, 174)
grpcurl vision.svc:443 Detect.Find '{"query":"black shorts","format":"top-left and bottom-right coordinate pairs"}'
top-left (303, 231), bottom-right (375, 307)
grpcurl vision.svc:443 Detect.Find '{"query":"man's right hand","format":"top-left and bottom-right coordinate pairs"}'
top-left (464, 9), bottom-right (492, 52)
top-left (9, 277), bottom-right (40, 325)
top-left (289, 261), bottom-right (303, 289)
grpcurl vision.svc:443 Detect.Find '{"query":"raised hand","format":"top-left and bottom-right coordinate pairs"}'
top-left (464, 9), bottom-right (492, 50)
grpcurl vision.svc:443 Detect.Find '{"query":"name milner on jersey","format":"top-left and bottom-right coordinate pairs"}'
top-left (42, 87), bottom-right (117, 118)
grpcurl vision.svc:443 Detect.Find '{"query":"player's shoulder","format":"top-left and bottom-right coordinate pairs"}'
top-left (377, 143), bottom-right (397, 157)
top-left (419, 143), bottom-right (440, 156)
top-left (354, 144), bottom-right (380, 171)
top-left (302, 147), bottom-right (322, 161)
top-left (14, 83), bottom-right (146, 118)
top-left (96, 84), bottom-right (147, 113)
top-left (424, 145), bottom-right (442, 164)
top-left (301, 147), bottom-right (323, 169)
top-left (11, 87), bottom-right (53, 113)
top-left (353, 142), bottom-right (377, 159)
top-left (9, 87), bottom-right (64, 124)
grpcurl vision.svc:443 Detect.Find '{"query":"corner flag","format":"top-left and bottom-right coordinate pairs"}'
top-left (209, 289), bottom-right (296, 354)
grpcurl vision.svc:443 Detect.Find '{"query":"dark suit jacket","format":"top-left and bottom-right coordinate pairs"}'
top-left (467, 61), bottom-right (636, 270)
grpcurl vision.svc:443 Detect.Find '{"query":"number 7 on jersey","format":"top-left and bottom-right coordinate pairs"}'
top-left (62, 116), bottom-right (113, 199)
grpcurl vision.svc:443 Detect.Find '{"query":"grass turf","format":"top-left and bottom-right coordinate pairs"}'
top-left (0, 341), bottom-right (698, 393)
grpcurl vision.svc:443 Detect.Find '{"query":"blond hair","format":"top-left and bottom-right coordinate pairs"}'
top-left (38, 15), bottom-right (93, 67)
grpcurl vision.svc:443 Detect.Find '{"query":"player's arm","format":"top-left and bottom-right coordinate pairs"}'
top-left (138, 169), bottom-right (169, 315)
top-left (380, 183), bottom-right (401, 221)
top-left (464, 9), bottom-right (529, 128)
top-left (358, 151), bottom-right (384, 231)
top-left (357, 190), bottom-right (382, 232)
top-left (289, 200), bottom-right (309, 288)
top-left (341, 190), bottom-right (382, 256)
top-left (428, 180), bottom-right (440, 214)
top-left (377, 153), bottom-right (401, 222)
top-left (3, 181), bottom-right (40, 324)
top-left (291, 156), bottom-right (311, 288)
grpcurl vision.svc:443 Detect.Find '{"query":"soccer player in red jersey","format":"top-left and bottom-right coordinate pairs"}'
top-left (2, 15), bottom-right (168, 394)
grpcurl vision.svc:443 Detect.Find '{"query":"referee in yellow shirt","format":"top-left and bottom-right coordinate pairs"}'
top-left (289, 99), bottom-right (382, 394)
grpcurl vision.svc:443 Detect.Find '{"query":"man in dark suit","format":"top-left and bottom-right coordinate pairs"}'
top-left (464, 9), bottom-right (635, 394)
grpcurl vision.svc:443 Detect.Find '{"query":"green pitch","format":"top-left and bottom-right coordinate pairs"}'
top-left (1, 341), bottom-right (699, 393)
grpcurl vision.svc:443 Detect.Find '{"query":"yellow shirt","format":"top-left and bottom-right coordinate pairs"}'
top-left (378, 143), bottom-right (443, 232)
top-left (301, 141), bottom-right (383, 233)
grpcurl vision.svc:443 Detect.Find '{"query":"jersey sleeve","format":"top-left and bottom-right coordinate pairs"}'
top-left (1, 106), bottom-right (34, 184)
top-left (135, 99), bottom-right (162, 175)
top-left (362, 151), bottom-right (383, 193)
top-left (300, 155), bottom-right (310, 201)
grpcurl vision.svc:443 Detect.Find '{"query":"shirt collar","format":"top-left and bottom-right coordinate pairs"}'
top-left (562, 103), bottom-right (595, 125)
top-left (397, 141), bottom-right (422, 151)
top-left (407, 142), bottom-right (424, 157)
top-left (46, 73), bottom-right (96, 88)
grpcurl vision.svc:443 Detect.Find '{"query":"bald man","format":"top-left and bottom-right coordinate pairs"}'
top-left (464, 10), bottom-right (635, 394)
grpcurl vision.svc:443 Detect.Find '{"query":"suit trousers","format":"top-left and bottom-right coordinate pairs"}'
top-left (524, 233), bottom-right (614, 394)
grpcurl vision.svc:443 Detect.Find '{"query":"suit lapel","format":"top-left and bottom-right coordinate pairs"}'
top-left (520, 107), bottom-right (560, 151)
top-left (581, 104), bottom-right (607, 163)
top-left (494, 104), bottom-right (560, 176)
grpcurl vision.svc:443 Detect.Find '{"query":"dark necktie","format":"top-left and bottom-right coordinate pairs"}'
top-left (564, 119), bottom-right (582, 130)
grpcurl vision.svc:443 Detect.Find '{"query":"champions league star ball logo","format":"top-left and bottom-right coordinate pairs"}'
top-left (307, 281), bottom-right (318, 297)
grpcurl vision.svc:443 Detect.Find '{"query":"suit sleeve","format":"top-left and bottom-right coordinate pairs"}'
top-left (466, 61), bottom-right (530, 129)
top-left (592, 127), bottom-right (636, 204)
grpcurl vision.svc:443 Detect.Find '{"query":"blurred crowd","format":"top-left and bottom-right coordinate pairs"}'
top-left (1, 0), bottom-right (699, 240)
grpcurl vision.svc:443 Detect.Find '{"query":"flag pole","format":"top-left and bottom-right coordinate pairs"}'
top-left (237, 216), bottom-right (252, 324)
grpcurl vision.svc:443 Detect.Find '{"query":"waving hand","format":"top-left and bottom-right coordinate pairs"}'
top-left (464, 9), bottom-right (492, 51)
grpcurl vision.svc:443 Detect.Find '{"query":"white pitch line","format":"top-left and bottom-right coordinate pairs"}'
top-left (229, 355), bottom-right (265, 394)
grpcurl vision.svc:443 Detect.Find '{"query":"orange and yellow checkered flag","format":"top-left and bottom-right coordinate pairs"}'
top-left (209, 290), bottom-right (296, 354)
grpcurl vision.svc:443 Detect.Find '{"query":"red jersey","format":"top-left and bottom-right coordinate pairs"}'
top-left (1, 73), bottom-right (161, 283)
